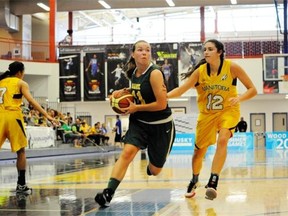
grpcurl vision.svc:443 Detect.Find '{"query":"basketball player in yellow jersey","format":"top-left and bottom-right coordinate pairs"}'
top-left (0, 61), bottom-right (56, 195)
top-left (168, 39), bottom-right (257, 200)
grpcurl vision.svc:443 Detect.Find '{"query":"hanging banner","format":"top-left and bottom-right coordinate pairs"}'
top-left (177, 42), bottom-right (203, 97)
top-left (106, 44), bottom-right (131, 97)
top-left (83, 46), bottom-right (106, 101)
top-left (59, 53), bottom-right (81, 102)
top-left (150, 43), bottom-right (179, 92)
top-left (179, 42), bottom-right (203, 73)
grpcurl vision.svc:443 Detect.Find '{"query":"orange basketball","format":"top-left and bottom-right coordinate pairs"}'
top-left (110, 89), bottom-right (134, 114)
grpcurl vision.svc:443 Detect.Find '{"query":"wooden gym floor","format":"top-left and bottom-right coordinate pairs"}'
top-left (0, 146), bottom-right (288, 216)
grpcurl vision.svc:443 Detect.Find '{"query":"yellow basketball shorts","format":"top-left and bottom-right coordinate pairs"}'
top-left (195, 109), bottom-right (240, 149)
top-left (0, 111), bottom-right (27, 152)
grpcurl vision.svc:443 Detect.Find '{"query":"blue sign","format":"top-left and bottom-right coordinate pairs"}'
top-left (171, 133), bottom-right (194, 152)
top-left (266, 132), bottom-right (288, 149)
top-left (228, 132), bottom-right (254, 150)
top-left (171, 132), bottom-right (254, 153)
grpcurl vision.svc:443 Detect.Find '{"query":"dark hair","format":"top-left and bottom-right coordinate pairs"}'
top-left (67, 29), bottom-right (73, 34)
top-left (181, 39), bottom-right (225, 80)
top-left (123, 40), bottom-right (149, 79)
top-left (0, 61), bottom-right (25, 80)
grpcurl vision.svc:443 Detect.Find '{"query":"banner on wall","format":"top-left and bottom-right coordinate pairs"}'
top-left (83, 46), bottom-right (106, 101)
top-left (179, 42), bottom-right (203, 73)
top-left (178, 42), bottom-right (203, 97)
top-left (106, 44), bottom-right (131, 96)
top-left (59, 53), bottom-right (81, 102)
top-left (150, 43), bottom-right (179, 92)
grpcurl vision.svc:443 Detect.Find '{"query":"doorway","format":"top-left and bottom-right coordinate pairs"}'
top-left (250, 113), bottom-right (266, 148)
top-left (273, 112), bottom-right (287, 132)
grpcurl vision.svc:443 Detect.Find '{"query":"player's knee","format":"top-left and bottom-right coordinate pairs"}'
top-left (147, 165), bottom-right (162, 176)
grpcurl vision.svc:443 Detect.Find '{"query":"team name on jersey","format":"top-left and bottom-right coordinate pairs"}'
top-left (202, 84), bottom-right (230, 91)
top-left (131, 83), bottom-right (141, 90)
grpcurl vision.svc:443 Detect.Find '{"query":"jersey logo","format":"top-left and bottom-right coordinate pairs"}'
top-left (221, 74), bottom-right (228, 81)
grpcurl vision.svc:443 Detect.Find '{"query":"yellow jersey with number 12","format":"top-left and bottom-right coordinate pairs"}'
top-left (195, 59), bottom-right (239, 114)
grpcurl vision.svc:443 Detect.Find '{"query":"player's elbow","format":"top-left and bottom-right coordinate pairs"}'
top-left (250, 87), bottom-right (258, 97)
top-left (157, 101), bottom-right (167, 110)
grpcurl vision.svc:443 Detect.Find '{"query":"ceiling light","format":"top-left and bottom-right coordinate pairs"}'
top-left (166, 0), bottom-right (175, 7)
top-left (230, 0), bottom-right (237, 5)
top-left (98, 0), bottom-right (111, 9)
top-left (37, 2), bottom-right (50, 11)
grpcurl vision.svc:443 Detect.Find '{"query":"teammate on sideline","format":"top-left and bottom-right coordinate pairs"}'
top-left (0, 61), bottom-right (57, 195)
top-left (95, 40), bottom-right (175, 207)
top-left (168, 39), bottom-right (257, 200)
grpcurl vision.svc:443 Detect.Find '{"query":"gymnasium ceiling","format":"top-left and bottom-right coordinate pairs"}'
top-left (8, 0), bottom-right (284, 15)
top-left (7, 0), bottom-right (284, 29)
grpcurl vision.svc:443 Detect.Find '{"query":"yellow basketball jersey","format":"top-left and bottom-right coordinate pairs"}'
top-left (0, 77), bottom-right (22, 112)
top-left (196, 59), bottom-right (239, 114)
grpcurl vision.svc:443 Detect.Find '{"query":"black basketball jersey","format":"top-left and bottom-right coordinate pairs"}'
top-left (130, 63), bottom-right (172, 122)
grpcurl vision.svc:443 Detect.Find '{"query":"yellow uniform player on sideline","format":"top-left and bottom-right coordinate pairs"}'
top-left (167, 39), bottom-right (257, 200)
top-left (0, 61), bottom-right (57, 195)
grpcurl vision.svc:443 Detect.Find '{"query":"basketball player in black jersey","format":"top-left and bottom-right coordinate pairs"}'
top-left (95, 40), bottom-right (176, 207)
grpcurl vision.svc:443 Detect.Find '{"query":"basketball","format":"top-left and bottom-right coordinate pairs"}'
top-left (110, 89), bottom-right (134, 114)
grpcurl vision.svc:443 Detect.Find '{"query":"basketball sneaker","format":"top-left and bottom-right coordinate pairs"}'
top-left (185, 181), bottom-right (200, 198)
top-left (95, 188), bottom-right (114, 207)
top-left (16, 184), bottom-right (32, 195)
top-left (205, 175), bottom-right (218, 200)
top-left (205, 187), bottom-right (217, 200)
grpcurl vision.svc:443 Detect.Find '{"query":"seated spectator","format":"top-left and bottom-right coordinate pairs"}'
top-left (71, 118), bottom-right (86, 147)
top-left (38, 117), bottom-right (47, 127)
top-left (79, 120), bottom-right (91, 145)
top-left (25, 109), bottom-right (39, 126)
top-left (87, 122), bottom-right (102, 146)
top-left (61, 118), bottom-right (82, 148)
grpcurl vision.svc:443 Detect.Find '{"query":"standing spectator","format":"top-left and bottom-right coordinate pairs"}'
top-left (168, 39), bottom-right (257, 200)
top-left (113, 115), bottom-right (122, 147)
top-left (236, 117), bottom-right (248, 132)
top-left (0, 61), bottom-right (56, 194)
top-left (100, 123), bottom-right (110, 145)
top-left (95, 40), bottom-right (175, 207)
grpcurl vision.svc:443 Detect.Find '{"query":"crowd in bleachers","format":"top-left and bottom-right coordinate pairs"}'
top-left (21, 103), bottom-right (111, 148)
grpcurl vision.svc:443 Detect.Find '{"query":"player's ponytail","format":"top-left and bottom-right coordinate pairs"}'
top-left (123, 55), bottom-right (136, 80)
top-left (0, 61), bottom-right (25, 81)
top-left (0, 70), bottom-right (10, 80)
